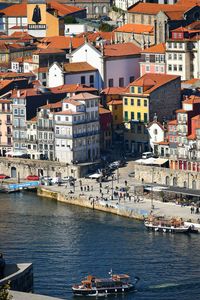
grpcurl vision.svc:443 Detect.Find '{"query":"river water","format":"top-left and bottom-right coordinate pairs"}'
top-left (0, 192), bottom-right (200, 300)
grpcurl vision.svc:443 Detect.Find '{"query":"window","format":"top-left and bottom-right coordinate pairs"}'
top-left (137, 99), bottom-right (141, 106)
top-left (144, 99), bottom-right (147, 107)
top-left (65, 117), bottom-right (69, 121)
top-left (173, 53), bottom-right (177, 60)
top-left (131, 98), bottom-right (134, 105)
top-left (131, 112), bottom-right (134, 120)
top-left (57, 116), bottom-right (60, 121)
top-left (130, 86), bottom-right (134, 93)
top-left (119, 77), bottom-right (124, 87)
top-left (81, 76), bottom-right (85, 84)
top-left (14, 108), bottom-right (18, 115)
top-left (178, 54), bottom-right (182, 60)
top-left (168, 42), bottom-right (172, 48)
top-left (179, 65), bottom-right (182, 71)
top-left (144, 113), bottom-right (148, 123)
top-left (168, 53), bottom-right (172, 60)
top-left (42, 73), bottom-right (46, 79)
top-left (137, 125), bottom-right (142, 133)
top-left (168, 64), bottom-right (172, 71)
top-left (90, 75), bottom-right (94, 84)
top-left (130, 76), bottom-right (134, 83)
top-left (146, 65), bottom-right (150, 72)
top-left (174, 42), bottom-right (177, 48)
top-left (124, 98), bottom-right (128, 105)
top-left (124, 111), bottom-right (128, 121)
top-left (145, 54), bottom-right (150, 62)
top-left (174, 64), bottom-right (177, 71)
top-left (137, 112), bottom-right (141, 121)
top-left (138, 87), bottom-right (142, 93)
top-left (155, 54), bottom-right (160, 62)
top-left (155, 66), bottom-right (159, 72)
top-left (179, 43), bottom-right (183, 49)
top-left (108, 78), bottom-right (113, 87)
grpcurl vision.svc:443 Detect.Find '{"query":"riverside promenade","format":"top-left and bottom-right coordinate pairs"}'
top-left (38, 162), bottom-right (200, 224)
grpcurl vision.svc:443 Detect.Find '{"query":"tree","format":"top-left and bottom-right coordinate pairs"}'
top-left (99, 23), bottom-right (114, 32)
top-left (64, 16), bottom-right (77, 24)
top-left (0, 282), bottom-right (13, 300)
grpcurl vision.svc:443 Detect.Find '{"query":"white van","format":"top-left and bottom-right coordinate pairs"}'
top-left (142, 152), bottom-right (153, 159)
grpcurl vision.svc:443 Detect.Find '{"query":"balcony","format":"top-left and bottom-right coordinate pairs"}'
top-left (6, 132), bottom-right (12, 137)
top-left (5, 120), bottom-right (12, 125)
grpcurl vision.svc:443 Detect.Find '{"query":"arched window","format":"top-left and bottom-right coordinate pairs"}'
top-left (166, 176), bottom-right (170, 186)
top-left (94, 6), bottom-right (99, 14)
top-left (192, 180), bottom-right (196, 190)
top-left (173, 177), bottom-right (177, 186)
top-left (102, 6), bottom-right (107, 14)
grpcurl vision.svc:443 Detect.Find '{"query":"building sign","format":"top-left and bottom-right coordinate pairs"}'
top-left (27, 3), bottom-right (47, 31)
top-left (28, 24), bottom-right (46, 30)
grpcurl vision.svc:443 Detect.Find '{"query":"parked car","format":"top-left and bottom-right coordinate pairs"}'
top-left (62, 176), bottom-right (76, 182)
top-left (142, 152), bottom-right (153, 159)
top-left (51, 177), bottom-right (62, 184)
top-left (0, 174), bottom-right (10, 179)
top-left (26, 175), bottom-right (39, 181)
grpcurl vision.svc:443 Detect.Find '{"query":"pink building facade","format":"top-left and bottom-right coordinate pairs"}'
top-left (0, 99), bottom-right (12, 156)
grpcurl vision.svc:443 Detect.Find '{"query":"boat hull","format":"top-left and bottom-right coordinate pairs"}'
top-left (145, 222), bottom-right (189, 233)
top-left (72, 284), bottom-right (135, 296)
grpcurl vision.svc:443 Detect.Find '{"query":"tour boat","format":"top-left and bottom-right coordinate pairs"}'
top-left (72, 272), bottom-right (139, 296)
top-left (144, 217), bottom-right (190, 233)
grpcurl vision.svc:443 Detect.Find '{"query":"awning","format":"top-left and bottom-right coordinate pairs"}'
top-left (6, 150), bottom-right (27, 156)
top-left (135, 158), bottom-right (168, 165)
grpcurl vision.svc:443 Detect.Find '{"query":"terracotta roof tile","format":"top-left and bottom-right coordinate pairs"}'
top-left (33, 48), bottom-right (65, 55)
top-left (107, 99), bottom-right (123, 105)
top-left (0, 99), bottom-right (12, 104)
top-left (128, 73), bottom-right (180, 94)
top-left (183, 95), bottom-right (200, 104)
top-left (104, 42), bottom-right (141, 57)
top-left (128, 2), bottom-right (195, 17)
top-left (40, 102), bottom-right (62, 109)
top-left (47, 1), bottom-right (84, 16)
top-left (168, 119), bottom-right (177, 125)
top-left (115, 24), bottom-right (154, 34)
top-left (142, 43), bottom-right (166, 54)
top-left (0, 4), bottom-right (26, 17)
top-left (99, 106), bottom-right (111, 114)
top-left (50, 84), bottom-right (97, 94)
top-left (101, 87), bottom-right (126, 95)
top-left (70, 92), bottom-right (100, 101)
top-left (63, 62), bottom-right (97, 73)
top-left (38, 36), bottom-right (84, 50)
top-left (56, 110), bottom-right (83, 115)
top-left (63, 99), bottom-right (82, 106)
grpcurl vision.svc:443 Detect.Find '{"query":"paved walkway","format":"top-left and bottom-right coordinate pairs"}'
top-left (41, 161), bottom-right (200, 223)
top-left (11, 291), bottom-right (63, 300)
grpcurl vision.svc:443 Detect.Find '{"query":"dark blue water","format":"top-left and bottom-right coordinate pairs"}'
top-left (1, 192), bottom-right (200, 300)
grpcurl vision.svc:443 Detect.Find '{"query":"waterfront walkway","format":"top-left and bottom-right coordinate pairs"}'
top-left (11, 291), bottom-right (64, 300)
top-left (39, 161), bottom-right (200, 224)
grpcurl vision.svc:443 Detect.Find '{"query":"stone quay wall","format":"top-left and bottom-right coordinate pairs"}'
top-left (37, 187), bottom-right (149, 220)
top-left (134, 164), bottom-right (200, 190)
top-left (0, 157), bottom-right (95, 180)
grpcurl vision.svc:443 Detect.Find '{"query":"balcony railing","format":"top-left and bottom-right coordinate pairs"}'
top-left (5, 121), bottom-right (12, 125)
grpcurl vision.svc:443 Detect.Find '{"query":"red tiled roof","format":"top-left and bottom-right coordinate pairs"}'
top-left (70, 92), bottom-right (100, 101)
top-left (63, 98), bottom-right (82, 106)
top-left (99, 106), bottom-right (111, 114)
top-left (183, 95), bottom-right (200, 104)
top-left (104, 42), bottom-right (141, 57)
top-left (0, 99), bottom-right (12, 104)
top-left (176, 109), bottom-right (188, 113)
top-left (56, 110), bottom-right (83, 115)
top-left (128, 73), bottom-right (180, 94)
top-left (115, 24), bottom-right (154, 34)
top-left (187, 133), bottom-right (196, 140)
top-left (128, 2), bottom-right (195, 18)
top-left (33, 48), bottom-right (65, 55)
top-left (50, 83), bottom-right (97, 94)
top-left (29, 116), bottom-right (37, 122)
top-left (63, 62), bottom-right (97, 73)
top-left (142, 43), bottom-right (166, 54)
top-left (101, 87), bottom-right (126, 95)
top-left (47, 1), bottom-right (84, 16)
top-left (0, 4), bottom-right (26, 17)
top-left (168, 119), bottom-right (177, 125)
top-left (40, 102), bottom-right (62, 109)
top-left (107, 99), bottom-right (123, 105)
top-left (38, 36), bottom-right (85, 50)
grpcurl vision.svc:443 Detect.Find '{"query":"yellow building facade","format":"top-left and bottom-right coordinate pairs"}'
top-left (123, 85), bottom-right (149, 125)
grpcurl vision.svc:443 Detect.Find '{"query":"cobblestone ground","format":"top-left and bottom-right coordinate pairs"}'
top-left (42, 162), bottom-right (200, 224)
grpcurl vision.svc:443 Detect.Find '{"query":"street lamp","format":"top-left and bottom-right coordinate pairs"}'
top-left (111, 175), bottom-right (114, 200)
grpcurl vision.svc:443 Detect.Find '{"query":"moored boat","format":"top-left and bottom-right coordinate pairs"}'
top-left (144, 217), bottom-right (190, 233)
top-left (72, 272), bottom-right (139, 296)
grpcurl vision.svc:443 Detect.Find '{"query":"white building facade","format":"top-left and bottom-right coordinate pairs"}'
top-left (54, 92), bottom-right (100, 164)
